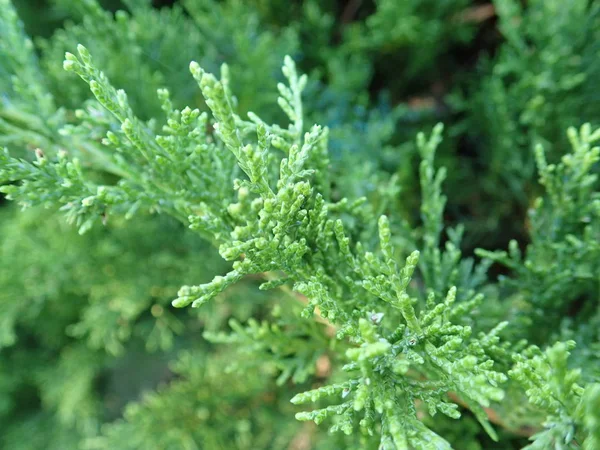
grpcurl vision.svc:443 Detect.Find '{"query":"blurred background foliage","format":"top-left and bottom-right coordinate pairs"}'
top-left (1, 0), bottom-right (599, 448)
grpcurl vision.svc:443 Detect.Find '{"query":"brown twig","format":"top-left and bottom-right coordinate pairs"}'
top-left (341, 0), bottom-right (363, 25)
top-left (258, 271), bottom-right (336, 334)
top-left (455, 4), bottom-right (496, 24)
top-left (287, 422), bottom-right (317, 450)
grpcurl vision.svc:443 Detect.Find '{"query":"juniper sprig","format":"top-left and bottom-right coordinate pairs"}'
top-left (1, 1), bottom-right (600, 448)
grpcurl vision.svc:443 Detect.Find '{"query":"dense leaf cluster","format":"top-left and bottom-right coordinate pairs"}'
top-left (1, 1), bottom-right (599, 449)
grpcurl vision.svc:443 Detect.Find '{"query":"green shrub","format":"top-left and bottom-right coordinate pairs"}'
top-left (1, 1), bottom-right (599, 449)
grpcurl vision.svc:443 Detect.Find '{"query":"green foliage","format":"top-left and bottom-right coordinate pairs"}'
top-left (455, 0), bottom-right (600, 243)
top-left (84, 350), bottom-right (303, 450)
top-left (477, 124), bottom-right (600, 343)
top-left (342, 0), bottom-right (475, 90)
top-left (510, 341), bottom-right (600, 450)
top-left (1, 0), bottom-right (600, 449)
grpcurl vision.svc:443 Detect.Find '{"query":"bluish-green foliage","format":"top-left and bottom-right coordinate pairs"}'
top-left (1, 1), bottom-right (600, 449)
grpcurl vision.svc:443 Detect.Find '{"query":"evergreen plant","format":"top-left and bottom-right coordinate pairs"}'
top-left (1, 1), bottom-right (599, 449)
